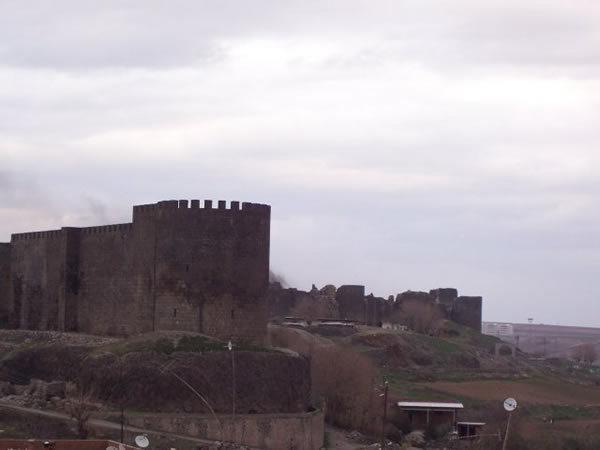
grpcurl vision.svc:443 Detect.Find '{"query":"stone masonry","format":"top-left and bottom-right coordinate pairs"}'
top-left (0, 200), bottom-right (271, 342)
top-left (269, 283), bottom-right (483, 332)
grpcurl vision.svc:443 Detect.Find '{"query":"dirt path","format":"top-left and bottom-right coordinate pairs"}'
top-left (0, 402), bottom-right (247, 447)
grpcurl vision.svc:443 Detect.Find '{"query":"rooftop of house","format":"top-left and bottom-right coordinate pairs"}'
top-left (397, 401), bottom-right (464, 410)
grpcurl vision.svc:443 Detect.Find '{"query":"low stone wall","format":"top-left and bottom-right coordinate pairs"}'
top-left (125, 410), bottom-right (324, 450)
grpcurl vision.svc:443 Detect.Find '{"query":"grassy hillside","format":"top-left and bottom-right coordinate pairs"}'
top-left (0, 329), bottom-right (311, 415)
top-left (272, 321), bottom-right (600, 449)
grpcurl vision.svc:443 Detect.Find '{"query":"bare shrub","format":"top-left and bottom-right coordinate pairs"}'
top-left (65, 382), bottom-right (97, 438)
top-left (311, 345), bottom-right (381, 434)
top-left (269, 326), bottom-right (384, 436)
top-left (572, 343), bottom-right (597, 365)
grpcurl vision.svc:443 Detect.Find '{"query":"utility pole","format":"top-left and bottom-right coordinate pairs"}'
top-left (120, 404), bottom-right (125, 443)
top-left (502, 398), bottom-right (518, 450)
top-left (528, 318), bottom-right (534, 353)
top-left (381, 380), bottom-right (388, 449)
top-left (543, 337), bottom-right (547, 357)
top-left (228, 340), bottom-right (237, 442)
top-left (502, 412), bottom-right (512, 450)
top-left (117, 356), bottom-right (125, 444)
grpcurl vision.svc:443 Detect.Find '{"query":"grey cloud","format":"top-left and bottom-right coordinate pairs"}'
top-left (2, 1), bottom-right (599, 71)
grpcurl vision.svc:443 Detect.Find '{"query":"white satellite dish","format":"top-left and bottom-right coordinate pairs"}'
top-left (135, 435), bottom-right (150, 448)
top-left (503, 397), bottom-right (518, 412)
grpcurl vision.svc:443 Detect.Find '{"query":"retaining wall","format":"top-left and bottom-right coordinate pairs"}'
top-left (125, 410), bottom-right (324, 450)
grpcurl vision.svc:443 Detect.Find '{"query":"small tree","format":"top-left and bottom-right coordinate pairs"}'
top-left (65, 382), bottom-right (97, 438)
top-left (311, 345), bottom-right (381, 434)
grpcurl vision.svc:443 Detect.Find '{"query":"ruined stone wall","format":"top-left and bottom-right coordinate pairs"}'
top-left (336, 285), bottom-right (365, 321)
top-left (430, 288), bottom-right (458, 312)
top-left (267, 284), bottom-right (299, 318)
top-left (451, 296), bottom-right (482, 331)
top-left (0, 244), bottom-right (11, 326)
top-left (365, 295), bottom-right (385, 326)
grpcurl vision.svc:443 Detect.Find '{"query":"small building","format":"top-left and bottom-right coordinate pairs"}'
top-left (312, 318), bottom-right (359, 327)
top-left (456, 421), bottom-right (486, 440)
top-left (397, 401), bottom-right (464, 430)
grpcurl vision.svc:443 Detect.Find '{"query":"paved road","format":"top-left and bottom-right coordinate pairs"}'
top-left (0, 401), bottom-right (230, 447)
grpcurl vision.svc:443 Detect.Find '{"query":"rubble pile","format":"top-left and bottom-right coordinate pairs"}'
top-left (0, 378), bottom-right (67, 409)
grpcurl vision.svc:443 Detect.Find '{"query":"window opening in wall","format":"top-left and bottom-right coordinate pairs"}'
top-left (185, 264), bottom-right (190, 272)
top-left (231, 309), bottom-right (235, 319)
top-left (173, 308), bottom-right (177, 318)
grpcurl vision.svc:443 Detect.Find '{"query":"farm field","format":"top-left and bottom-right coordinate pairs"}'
top-left (420, 377), bottom-right (600, 405)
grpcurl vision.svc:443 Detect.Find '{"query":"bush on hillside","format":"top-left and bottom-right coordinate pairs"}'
top-left (311, 345), bottom-right (382, 435)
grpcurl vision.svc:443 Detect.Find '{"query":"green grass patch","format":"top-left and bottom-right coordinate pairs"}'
top-left (527, 404), bottom-right (599, 421)
top-left (385, 372), bottom-right (462, 401)
top-left (405, 333), bottom-right (463, 354)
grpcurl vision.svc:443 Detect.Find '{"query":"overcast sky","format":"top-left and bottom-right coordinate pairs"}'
top-left (1, 1), bottom-right (599, 326)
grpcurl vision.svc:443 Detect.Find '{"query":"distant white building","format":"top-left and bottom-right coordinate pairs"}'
top-left (482, 322), bottom-right (514, 337)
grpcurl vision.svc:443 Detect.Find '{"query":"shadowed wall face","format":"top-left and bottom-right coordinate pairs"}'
top-left (148, 200), bottom-right (270, 342)
top-left (76, 224), bottom-right (154, 335)
top-left (0, 244), bottom-right (11, 326)
top-left (452, 296), bottom-right (483, 331)
top-left (9, 233), bottom-right (65, 331)
top-left (336, 285), bottom-right (365, 321)
top-left (430, 288), bottom-right (458, 312)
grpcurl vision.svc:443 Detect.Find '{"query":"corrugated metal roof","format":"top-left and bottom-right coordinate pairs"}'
top-left (397, 401), bottom-right (464, 409)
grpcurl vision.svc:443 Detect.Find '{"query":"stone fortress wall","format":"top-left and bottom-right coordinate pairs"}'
top-left (0, 200), bottom-right (271, 342)
top-left (269, 282), bottom-right (483, 332)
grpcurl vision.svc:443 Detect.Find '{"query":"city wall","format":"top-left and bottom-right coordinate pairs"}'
top-left (2, 200), bottom-right (271, 342)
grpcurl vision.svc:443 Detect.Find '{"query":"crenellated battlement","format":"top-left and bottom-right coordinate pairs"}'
top-left (11, 229), bottom-right (63, 241)
top-left (80, 223), bottom-right (133, 234)
top-left (10, 199), bottom-right (271, 242)
top-left (11, 223), bottom-right (133, 241)
top-left (133, 199), bottom-right (270, 219)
